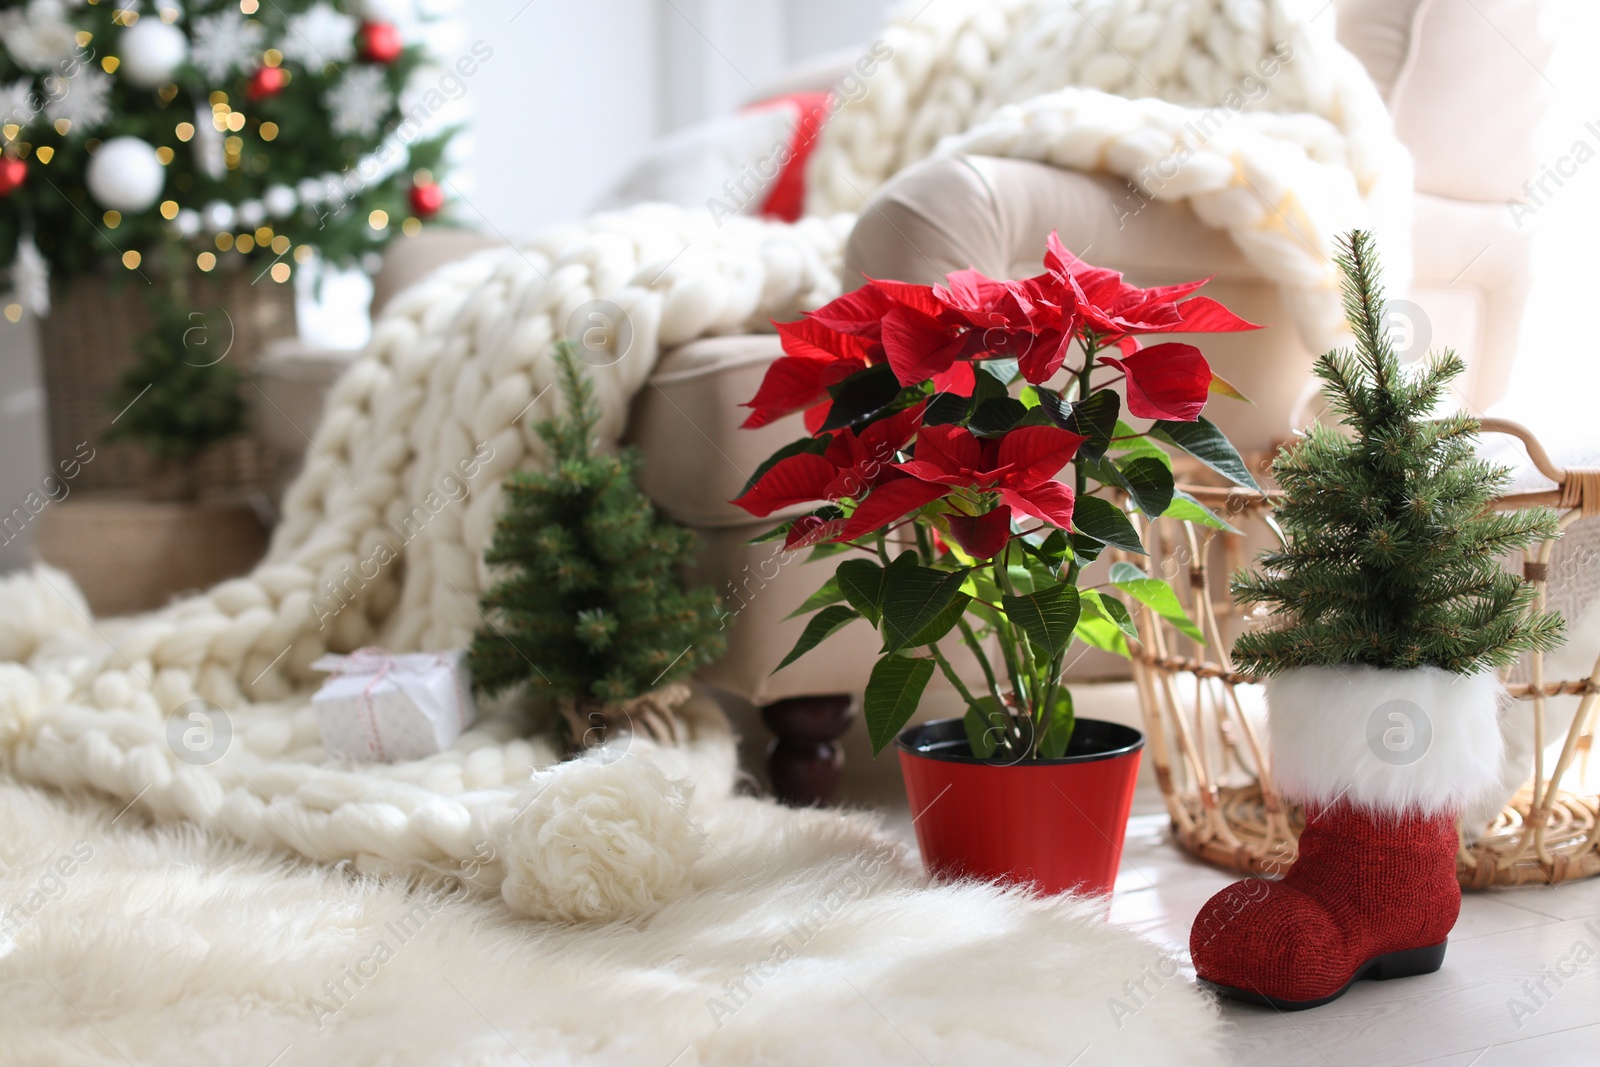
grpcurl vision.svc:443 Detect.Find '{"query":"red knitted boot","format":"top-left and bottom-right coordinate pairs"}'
top-left (1189, 665), bottom-right (1506, 1009)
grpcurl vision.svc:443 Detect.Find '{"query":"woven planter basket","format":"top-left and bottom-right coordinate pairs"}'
top-left (1128, 419), bottom-right (1600, 889)
top-left (35, 496), bottom-right (268, 617)
top-left (37, 268), bottom-right (296, 497)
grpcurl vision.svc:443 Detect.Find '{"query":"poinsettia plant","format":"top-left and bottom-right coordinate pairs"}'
top-left (732, 234), bottom-right (1265, 760)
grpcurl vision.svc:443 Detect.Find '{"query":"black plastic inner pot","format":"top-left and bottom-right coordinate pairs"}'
top-left (896, 716), bottom-right (1146, 766)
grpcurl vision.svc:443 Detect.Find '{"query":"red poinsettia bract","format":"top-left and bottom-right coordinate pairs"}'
top-left (894, 424), bottom-right (1085, 530)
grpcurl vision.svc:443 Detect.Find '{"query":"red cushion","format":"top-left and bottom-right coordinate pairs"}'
top-left (743, 91), bottom-right (833, 223)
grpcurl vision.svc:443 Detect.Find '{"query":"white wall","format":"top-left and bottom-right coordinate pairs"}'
top-left (449, 0), bottom-right (661, 240)
top-left (781, 0), bottom-right (895, 66)
top-left (462, 0), bottom-right (894, 237)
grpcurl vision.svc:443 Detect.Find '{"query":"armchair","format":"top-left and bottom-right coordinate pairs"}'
top-left (260, 0), bottom-right (1554, 805)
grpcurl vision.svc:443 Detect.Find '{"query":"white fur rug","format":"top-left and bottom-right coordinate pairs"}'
top-left (0, 777), bottom-right (1223, 1067)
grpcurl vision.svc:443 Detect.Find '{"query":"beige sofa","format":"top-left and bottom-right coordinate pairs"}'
top-left (257, 0), bottom-right (1554, 803)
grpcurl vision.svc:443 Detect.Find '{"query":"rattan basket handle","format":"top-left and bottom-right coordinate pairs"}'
top-left (1478, 417), bottom-right (1600, 518)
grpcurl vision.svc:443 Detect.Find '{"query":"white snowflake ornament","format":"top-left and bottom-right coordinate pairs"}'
top-left (325, 67), bottom-right (392, 137)
top-left (0, 80), bottom-right (36, 130)
top-left (0, 1), bottom-right (79, 72)
top-left (44, 69), bottom-right (112, 132)
top-left (190, 8), bottom-right (265, 81)
top-left (282, 3), bottom-right (358, 68)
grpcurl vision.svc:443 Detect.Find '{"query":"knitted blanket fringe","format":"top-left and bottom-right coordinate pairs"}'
top-left (0, 0), bottom-right (1408, 923)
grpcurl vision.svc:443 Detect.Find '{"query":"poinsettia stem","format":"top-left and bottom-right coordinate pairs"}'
top-left (995, 554), bottom-right (1044, 730)
top-left (1039, 650), bottom-right (1066, 748)
top-left (928, 643), bottom-right (979, 708)
top-left (875, 533), bottom-right (892, 566)
top-left (957, 616), bottom-right (1006, 711)
top-left (988, 569), bottom-right (1029, 727)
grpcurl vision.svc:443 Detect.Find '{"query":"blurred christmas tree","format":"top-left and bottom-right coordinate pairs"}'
top-left (0, 2), bottom-right (462, 477)
top-left (0, 0), bottom-right (458, 298)
top-left (1231, 231), bottom-right (1564, 675)
top-left (470, 342), bottom-right (726, 740)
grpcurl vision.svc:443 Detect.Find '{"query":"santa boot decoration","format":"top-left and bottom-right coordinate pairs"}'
top-left (1190, 665), bottom-right (1505, 1008)
top-left (1194, 232), bottom-right (1563, 1009)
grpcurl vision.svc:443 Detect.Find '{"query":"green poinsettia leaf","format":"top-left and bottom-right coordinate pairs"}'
top-left (773, 604), bottom-right (861, 673)
top-left (1109, 561), bottom-right (1205, 642)
top-left (1000, 582), bottom-right (1081, 659)
top-left (1070, 495), bottom-right (1146, 554)
top-left (1161, 489), bottom-right (1242, 534)
top-left (821, 364), bottom-right (902, 431)
top-left (1114, 456), bottom-right (1175, 518)
top-left (880, 563), bottom-right (970, 652)
top-left (1036, 688), bottom-right (1076, 759)
top-left (786, 575), bottom-right (845, 619)
top-left (1076, 590), bottom-right (1135, 656)
top-left (864, 655), bottom-right (936, 755)
top-left (963, 695), bottom-right (1011, 759)
top-left (1150, 416), bottom-right (1260, 491)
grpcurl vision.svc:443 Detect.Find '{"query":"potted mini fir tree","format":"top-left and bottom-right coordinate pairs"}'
top-left (1189, 231), bottom-right (1563, 1008)
top-left (732, 233), bottom-right (1262, 895)
top-left (470, 342), bottom-right (726, 746)
top-left (106, 291), bottom-right (248, 501)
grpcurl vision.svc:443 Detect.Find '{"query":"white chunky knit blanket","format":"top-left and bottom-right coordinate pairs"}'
top-left (0, 0), bottom-right (1408, 920)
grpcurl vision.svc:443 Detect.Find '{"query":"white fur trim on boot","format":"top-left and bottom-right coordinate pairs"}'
top-left (1266, 665), bottom-right (1505, 816)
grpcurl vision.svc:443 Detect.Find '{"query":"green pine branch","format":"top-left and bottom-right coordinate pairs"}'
top-left (1230, 231), bottom-right (1564, 676)
top-left (469, 341), bottom-right (726, 705)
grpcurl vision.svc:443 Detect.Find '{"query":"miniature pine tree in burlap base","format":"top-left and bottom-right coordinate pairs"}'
top-left (469, 342), bottom-right (725, 744)
top-left (1231, 231), bottom-right (1563, 676)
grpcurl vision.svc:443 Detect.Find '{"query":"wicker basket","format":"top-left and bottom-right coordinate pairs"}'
top-left (37, 268), bottom-right (296, 496)
top-left (34, 496), bottom-right (268, 617)
top-left (1129, 418), bottom-right (1600, 888)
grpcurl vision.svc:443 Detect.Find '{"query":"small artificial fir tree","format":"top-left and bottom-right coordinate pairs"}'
top-left (469, 342), bottom-right (725, 723)
top-left (1231, 231), bottom-right (1563, 675)
top-left (106, 292), bottom-right (246, 488)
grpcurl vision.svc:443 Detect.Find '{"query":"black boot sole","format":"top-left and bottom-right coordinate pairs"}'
top-left (1202, 941), bottom-right (1448, 1011)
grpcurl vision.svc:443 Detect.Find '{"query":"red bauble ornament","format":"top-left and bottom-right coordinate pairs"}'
top-left (359, 22), bottom-right (404, 64)
top-left (408, 181), bottom-right (444, 218)
top-left (0, 157), bottom-right (26, 196)
top-left (247, 65), bottom-right (290, 101)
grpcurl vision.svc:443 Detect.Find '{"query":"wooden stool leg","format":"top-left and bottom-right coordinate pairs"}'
top-left (760, 695), bottom-right (856, 806)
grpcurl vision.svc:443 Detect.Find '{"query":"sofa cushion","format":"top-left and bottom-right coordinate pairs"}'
top-left (627, 334), bottom-right (805, 529)
top-left (1337, 0), bottom-right (1554, 204)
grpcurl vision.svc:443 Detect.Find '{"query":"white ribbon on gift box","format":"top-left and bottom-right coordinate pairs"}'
top-left (310, 648), bottom-right (469, 761)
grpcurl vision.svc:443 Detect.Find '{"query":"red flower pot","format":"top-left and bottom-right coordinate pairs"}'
top-left (897, 717), bottom-right (1143, 897)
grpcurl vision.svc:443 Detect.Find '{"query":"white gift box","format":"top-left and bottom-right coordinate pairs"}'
top-left (311, 648), bottom-right (476, 762)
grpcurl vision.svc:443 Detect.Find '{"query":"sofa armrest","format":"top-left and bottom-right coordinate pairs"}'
top-left (843, 154), bottom-right (1313, 453)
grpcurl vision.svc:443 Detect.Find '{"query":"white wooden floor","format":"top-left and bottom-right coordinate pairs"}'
top-left (1108, 812), bottom-right (1600, 1067)
top-left (869, 788), bottom-right (1600, 1067)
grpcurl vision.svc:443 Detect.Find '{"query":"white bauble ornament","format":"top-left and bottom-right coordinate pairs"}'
top-left (297, 177), bottom-right (324, 205)
top-left (203, 201), bottom-right (235, 231)
top-left (120, 20), bottom-right (188, 88)
top-left (238, 200), bottom-right (265, 228)
top-left (263, 184), bottom-right (296, 217)
top-left (174, 208), bottom-right (201, 238)
top-left (85, 137), bottom-right (166, 212)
